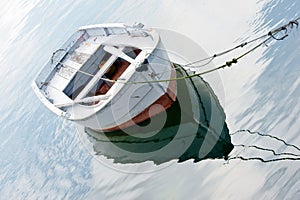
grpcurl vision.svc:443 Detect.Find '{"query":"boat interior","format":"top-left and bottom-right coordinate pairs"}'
top-left (62, 44), bottom-right (142, 103)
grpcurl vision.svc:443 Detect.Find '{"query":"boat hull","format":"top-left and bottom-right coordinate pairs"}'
top-left (103, 77), bottom-right (176, 132)
top-left (73, 66), bottom-right (177, 132)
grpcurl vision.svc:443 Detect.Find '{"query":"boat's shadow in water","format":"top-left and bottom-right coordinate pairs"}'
top-left (84, 66), bottom-right (233, 165)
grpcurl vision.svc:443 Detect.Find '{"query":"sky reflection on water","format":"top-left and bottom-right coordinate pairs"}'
top-left (0, 0), bottom-right (299, 199)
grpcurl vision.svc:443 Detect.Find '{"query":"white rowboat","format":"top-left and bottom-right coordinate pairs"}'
top-left (32, 23), bottom-right (177, 132)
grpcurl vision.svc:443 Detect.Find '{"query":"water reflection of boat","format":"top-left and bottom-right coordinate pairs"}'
top-left (32, 23), bottom-right (176, 131)
top-left (85, 66), bottom-right (233, 164)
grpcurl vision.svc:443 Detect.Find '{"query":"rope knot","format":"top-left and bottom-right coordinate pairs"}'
top-left (226, 58), bottom-right (238, 67)
top-left (288, 19), bottom-right (299, 29)
top-left (240, 42), bottom-right (248, 48)
top-left (268, 31), bottom-right (288, 41)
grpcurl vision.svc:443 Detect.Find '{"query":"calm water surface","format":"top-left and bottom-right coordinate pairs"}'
top-left (0, 0), bottom-right (299, 199)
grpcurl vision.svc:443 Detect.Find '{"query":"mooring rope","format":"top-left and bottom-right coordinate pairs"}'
top-left (100, 17), bottom-right (299, 85)
top-left (234, 144), bottom-right (300, 157)
top-left (183, 33), bottom-right (268, 67)
top-left (228, 156), bottom-right (300, 163)
top-left (228, 129), bottom-right (300, 163)
top-left (230, 129), bottom-right (300, 151)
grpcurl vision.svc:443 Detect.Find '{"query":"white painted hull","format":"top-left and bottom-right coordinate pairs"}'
top-left (73, 73), bottom-right (171, 130)
top-left (32, 23), bottom-right (177, 132)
